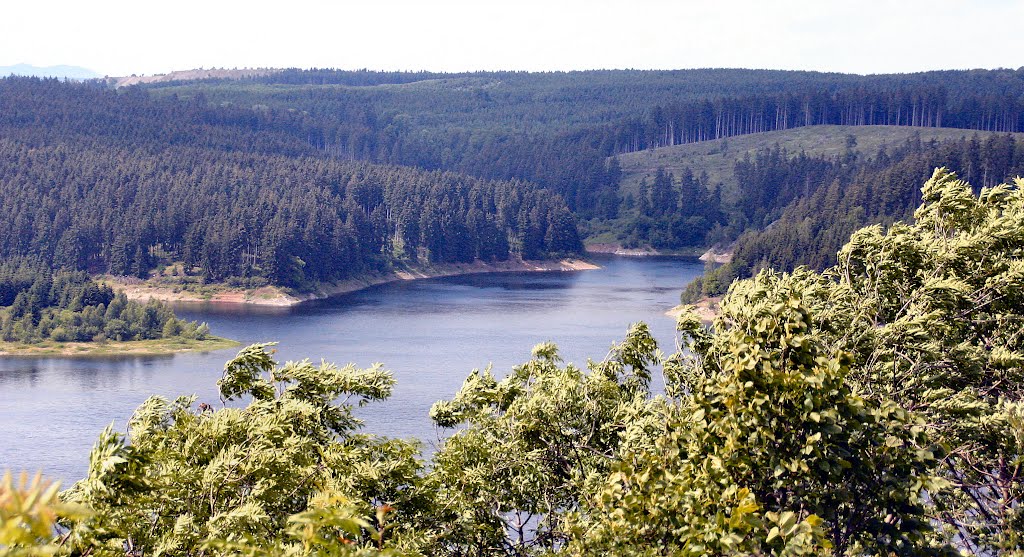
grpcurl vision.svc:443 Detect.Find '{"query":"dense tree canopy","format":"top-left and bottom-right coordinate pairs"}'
top-left (0, 265), bottom-right (208, 344)
top-left (0, 78), bottom-right (583, 289)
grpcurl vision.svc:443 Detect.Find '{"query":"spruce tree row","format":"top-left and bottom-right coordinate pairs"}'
top-left (0, 139), bottom-right (581, 288)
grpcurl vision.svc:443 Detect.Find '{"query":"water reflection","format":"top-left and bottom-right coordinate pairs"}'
top-left (170, 300), bottom-right (296, 316)
top-left (0, 360), bottom-right (43, 387)
top-left (0, 355), bottom-right (178, 389)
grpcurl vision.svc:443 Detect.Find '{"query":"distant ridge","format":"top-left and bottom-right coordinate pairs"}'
top-left (0, 63), bottom-right (99, 80)
top-left (110, 68), bottom-right (281, 88)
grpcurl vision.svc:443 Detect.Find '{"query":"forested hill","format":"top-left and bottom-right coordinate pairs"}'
top-left (142, 68), bottom-right (1024, 219)
top-left (158, 67), bottom-right (1024, 136)
top-left (0, 77), bottom-right (316, 155)
top-left (0, 77), bottom-right (582, 288)
top-left (5, 68), bottom-right (1024, 286)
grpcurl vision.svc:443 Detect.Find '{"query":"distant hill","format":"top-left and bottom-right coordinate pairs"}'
top-left (616, 125), bottom-right (1024, 204)
top-left (110, 68), bottom-right (281, 88)
top-left (0, 63), bottom-right (99, 80)
top-left (9, 66), bottom-right (1024, 257)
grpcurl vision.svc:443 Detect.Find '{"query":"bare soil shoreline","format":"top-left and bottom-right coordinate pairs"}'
top-left (103, 258), bottom-right (599, 308)
top-left (665, 296), bottom-right (721, 324)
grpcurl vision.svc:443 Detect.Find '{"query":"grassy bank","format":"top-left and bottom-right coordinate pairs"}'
top-left (0, 336), bottom-right (239, 357)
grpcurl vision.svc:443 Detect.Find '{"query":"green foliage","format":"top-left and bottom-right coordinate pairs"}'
top-left (673, 168), bottom-right (1024, 554)
top-left (61, 344), bottom-right (424, 556)
top-left (0, 472), bottom-right (88, 556)
top-left (570, 169), bottom-right (1024, 555)
top-left (569, 278), bottom-right (947, 556)
top-left (693, 133), bottom-right (1024, 298)
top-left (0, 270), bottom-right (206, 344)
top-left (203, 494), bottom-right (410, 557)
top-left (816, 169), bottom-right (1024, 553)
top-left (425, 323), bottom-right (664, 555)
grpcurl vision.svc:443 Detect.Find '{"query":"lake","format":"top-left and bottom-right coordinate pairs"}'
top-left (0, 255), bottom-right (703, 483)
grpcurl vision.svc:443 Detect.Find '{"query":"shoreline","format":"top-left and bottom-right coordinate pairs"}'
top-left (0, 336), bottom-right (240, 357)
top-left (104, 258), bottom-right (599, 308)
top-left (665, 296), bottom-right (721, 324)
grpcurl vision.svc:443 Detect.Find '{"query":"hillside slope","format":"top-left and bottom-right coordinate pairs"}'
top-left (0, 77), bottom-right (583, 290)
top-left (616, 125), bottom-right (1024, 203)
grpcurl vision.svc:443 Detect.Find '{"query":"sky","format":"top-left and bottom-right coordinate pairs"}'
top-left (3, 0), bottom-right (1023, 77)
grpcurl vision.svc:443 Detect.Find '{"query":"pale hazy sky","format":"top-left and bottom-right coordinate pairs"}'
top-left (3, 0), bottom-right (1022, 77)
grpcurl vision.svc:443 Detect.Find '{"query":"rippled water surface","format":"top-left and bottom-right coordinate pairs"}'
top-left (0, 255), bottom-right (702, 482)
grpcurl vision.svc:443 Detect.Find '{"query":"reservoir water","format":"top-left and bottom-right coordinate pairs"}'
top-left (0, 255), bottom-right (702, 483)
